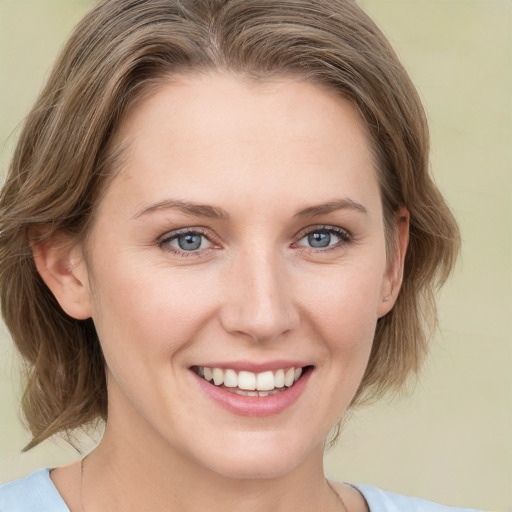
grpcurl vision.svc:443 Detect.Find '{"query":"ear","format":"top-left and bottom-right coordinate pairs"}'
top-left (31, 231), bottom-right (92, 320)
top-left (377, 207), bottom-right (410, 318)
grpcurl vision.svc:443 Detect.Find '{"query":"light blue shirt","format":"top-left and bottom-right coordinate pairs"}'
top-left (0, 468), bottom-right (485, 511)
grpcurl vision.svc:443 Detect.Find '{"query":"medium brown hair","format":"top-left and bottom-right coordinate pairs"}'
top-left (0, 0), bottom-right (459, 449)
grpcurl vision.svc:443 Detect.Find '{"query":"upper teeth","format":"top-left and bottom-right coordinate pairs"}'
top-left (197, 366), bottom-right (303, 391)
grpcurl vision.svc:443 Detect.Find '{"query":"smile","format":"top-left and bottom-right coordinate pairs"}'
top-left (192, 366), bottom-right (305, 397)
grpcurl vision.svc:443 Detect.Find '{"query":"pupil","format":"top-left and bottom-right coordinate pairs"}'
top-left (178, 234), bottom-right (202, 251)
top-left (308, 232), bottom-right (330, 248)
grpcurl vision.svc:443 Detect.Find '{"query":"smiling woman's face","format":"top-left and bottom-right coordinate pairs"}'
top-left (66, 73), bottom-right (404, 479)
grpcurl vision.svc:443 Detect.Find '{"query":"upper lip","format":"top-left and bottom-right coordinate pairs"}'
top-left (191, 360), bottom-right (311, 372)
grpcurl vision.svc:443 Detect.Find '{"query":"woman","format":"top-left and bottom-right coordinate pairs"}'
top-left (0, 0), bottom-right (484, 510)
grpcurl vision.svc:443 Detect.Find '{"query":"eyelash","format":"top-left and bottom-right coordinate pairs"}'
top-left (158, 225), bottom-right (352, 257)
top-left (294, 225), bottom-right (352, 252)
top-left (158, 228), bottom-right (214, 257)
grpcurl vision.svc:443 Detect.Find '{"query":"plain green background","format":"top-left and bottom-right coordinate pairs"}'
top-left (0, 1), bottom-right (511, 511)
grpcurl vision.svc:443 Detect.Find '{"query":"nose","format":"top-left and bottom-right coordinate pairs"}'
top-left (219, 247), bottom-right (299, 343)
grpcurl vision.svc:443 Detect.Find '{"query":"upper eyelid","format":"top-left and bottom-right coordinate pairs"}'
top-left (295, 225), bottom-right (351, 239)
top-left (159, 227), bottom-right (211, 242)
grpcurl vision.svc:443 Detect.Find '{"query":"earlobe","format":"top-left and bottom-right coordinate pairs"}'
top-left (377, 207), bottom-right (410, 318)
top-left (31, 232), bottom-right (92, 320)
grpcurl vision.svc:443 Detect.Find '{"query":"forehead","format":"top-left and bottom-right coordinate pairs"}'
top-left (100, 72), bottom-right (380, 219)
top-left (116, 72), bottom-right (371, 155)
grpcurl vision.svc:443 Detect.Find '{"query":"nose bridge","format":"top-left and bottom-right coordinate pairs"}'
top-left (220, 244), bottom-right (298, 342)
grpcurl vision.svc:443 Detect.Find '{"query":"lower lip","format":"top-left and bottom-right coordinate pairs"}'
top-left (193, 368), bottom-right (312, 417)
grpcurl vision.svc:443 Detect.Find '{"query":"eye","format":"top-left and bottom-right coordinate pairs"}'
top-left (296, 227), bottom-right (350, 250)
top-left (160, 229), bottom-right (212, 254)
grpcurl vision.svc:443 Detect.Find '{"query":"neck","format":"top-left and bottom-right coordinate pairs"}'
top-left (80, 421), bottom-right (343, 512)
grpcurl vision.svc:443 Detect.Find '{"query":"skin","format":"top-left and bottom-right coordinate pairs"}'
top-left (34, 73), bottom-right (408, 511)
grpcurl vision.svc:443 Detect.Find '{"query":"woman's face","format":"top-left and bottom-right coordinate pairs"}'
top-left (72, 73), bottom-right (402, 478)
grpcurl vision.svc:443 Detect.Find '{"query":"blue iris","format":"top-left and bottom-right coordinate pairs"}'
top-left (177, 234), bottom-right (203, 251)
top-left (308, 231), bottom-right (331, 248)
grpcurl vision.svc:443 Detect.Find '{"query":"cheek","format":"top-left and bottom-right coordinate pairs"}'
top-left (296, 261), bottom-right (385, 341)
top-left (88, 259), bottom-right (219, 360)
top-left (291, 265), bottom-right (383, 423)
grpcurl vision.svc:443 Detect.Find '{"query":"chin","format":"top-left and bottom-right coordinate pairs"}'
top-left (194, 431), bottom-right (317, 480)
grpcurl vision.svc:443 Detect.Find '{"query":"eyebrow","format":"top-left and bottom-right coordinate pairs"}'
top-left (133, 199), bottom-right (230, 220)
top-left (133, 197), bottom-right (367, 220)
top-left (294, 198), bottom-right (368, 218)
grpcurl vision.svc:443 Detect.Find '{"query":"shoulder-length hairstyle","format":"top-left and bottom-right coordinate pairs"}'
top-left (0, 0), bottom-right (459, 449)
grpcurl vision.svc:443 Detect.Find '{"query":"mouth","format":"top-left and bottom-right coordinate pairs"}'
top-left (191, 365), bottom-right (313, 397)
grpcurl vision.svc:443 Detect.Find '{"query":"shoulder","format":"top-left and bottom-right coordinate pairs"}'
top-left (352, 483), bottom-right (487, 512)
top-left (0, 469), bottom-right (69, 512)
